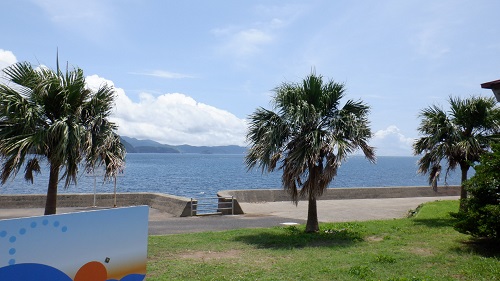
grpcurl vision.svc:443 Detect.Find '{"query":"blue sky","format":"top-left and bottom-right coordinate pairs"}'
top-left (1, 0), bottom-right (500, 156)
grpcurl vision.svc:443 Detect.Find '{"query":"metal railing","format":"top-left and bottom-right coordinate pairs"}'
top-left (190, 196), bottom-right (234, 216)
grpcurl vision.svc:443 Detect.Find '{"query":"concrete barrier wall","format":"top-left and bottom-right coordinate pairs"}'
top-left (1, 186), bottom-right (461, 217)
top-left (218, 185), bottom-right (461, 203)
top-left (0, 193), bottom-right (194, 217)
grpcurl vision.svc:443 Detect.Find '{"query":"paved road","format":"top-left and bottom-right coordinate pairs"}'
top-left (0, 196), bottom-right (458, 235)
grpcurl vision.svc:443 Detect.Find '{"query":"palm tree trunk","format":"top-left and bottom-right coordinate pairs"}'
top-left (460, 168), bottom-right (468, 199)
top-left (44, 163), bottom-right (59, 215)
top-left (459, 163), bottom-right (469, 211)
top-left (460, 163), bottom-right (470, 199)
top-left (305, 192), bottom-right (319, 233)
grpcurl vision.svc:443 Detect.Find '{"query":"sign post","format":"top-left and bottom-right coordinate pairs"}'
top-left (85, 166), bottom-right (106, 208)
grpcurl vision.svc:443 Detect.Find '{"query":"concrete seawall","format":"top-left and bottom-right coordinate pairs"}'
top-left (217, 186), bottom-right (461, 214)
top-left (1, 186), bottom-right (460, 217)
top-left (0, 193), bottom-right (194, 217)
top-left (218, 186), bottom-right (460, 202)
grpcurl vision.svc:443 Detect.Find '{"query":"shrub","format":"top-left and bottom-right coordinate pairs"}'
top-left (452, 143), bottom-right (500, 240)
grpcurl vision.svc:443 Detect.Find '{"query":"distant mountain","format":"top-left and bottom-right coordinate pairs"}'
top-left (134, 146), bottom-right (180, 153)
top-left (121, 136), bottom-right (171, 148)
top-left (119, 136), bottom-right (247, 154)
top-left (120, 137), bottom-right (136, 153)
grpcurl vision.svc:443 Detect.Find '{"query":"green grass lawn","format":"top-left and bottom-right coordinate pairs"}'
top-left (147, 200), bottom-right (500, 280)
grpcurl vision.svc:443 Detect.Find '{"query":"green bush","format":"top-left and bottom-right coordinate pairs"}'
top-left (453, 143), bottom-right (500, 240)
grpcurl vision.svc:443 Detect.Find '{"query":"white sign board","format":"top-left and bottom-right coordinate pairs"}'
top-left (0, 206), bottom-right (149, 281)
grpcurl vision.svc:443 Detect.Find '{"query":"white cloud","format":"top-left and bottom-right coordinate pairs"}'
top-left (234, 29), bottom-right (273, 54)
top-left (408, 3), bottom-right (459, 60)
top-left (211, 3), bottom-right (308, 60)
top-left (254, 3), bottom-right (308, 25)
top-left (213, 27), bottom-right (273, 57)
top-left (211, 10), bottom-right (297, 59)
top-left (33, 0), bottom-right (109, 24)
top-left (413, 23), bottom-right (450, 59)
top-left (33, 0), bottom-right (114, 40)
top-left (0, 49), bottom-right (17, 69)
top-left (129, 70), bottom-right (194, 79)
top-left (86, 75), bottom-right (247, 147)
top-left (371, 125), bottom-right (415, 156)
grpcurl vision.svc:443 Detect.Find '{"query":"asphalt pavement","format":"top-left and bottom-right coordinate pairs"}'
top-left (0, 196), bottom-right (458, 235)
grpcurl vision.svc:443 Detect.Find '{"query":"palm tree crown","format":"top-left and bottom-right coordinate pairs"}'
top-left (246, 73), bottom-right (375, 232)
top-left (0, 61), bottom-right (125, 214)
top-left (413, 95), bottom-right (500, 202)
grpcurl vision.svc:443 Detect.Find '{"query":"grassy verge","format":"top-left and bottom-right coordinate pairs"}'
top-left (147, 200), bottom-right (500, 280)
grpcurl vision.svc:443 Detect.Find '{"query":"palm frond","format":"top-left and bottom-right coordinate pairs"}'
top-left (0, 59), bottom-right (125, 198)
top-left (245, 107), bottom-right (289, 172)
top-left (24, 158), bottom-right (41, 183)
top-left (246, 72), bottom-right (375, 205)
top-left (414, 95), bottom-right (500, 191)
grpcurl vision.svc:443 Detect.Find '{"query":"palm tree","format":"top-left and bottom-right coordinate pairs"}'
top-left (413, 96), bottom-right (500, 204)
top-left (0, 60), bottom-right (125, 215)
top-left (246, 73), bottom-right (375, 233)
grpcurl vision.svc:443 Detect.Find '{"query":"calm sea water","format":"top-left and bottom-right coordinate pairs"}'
top-left (0, 154), bottom-right (464, 198)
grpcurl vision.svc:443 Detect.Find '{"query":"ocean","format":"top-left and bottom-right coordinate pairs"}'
top-left (0, 154), bottom-right (465, 198)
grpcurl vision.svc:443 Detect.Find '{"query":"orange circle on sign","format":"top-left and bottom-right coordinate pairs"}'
top-left (74, 261), bottom-right (107, 281)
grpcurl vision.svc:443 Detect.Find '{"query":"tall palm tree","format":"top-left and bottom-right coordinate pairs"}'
top-left (246, 73), bottom-right (375, 233)
top-left (413, 96), bottom-right (500, 204)
top-left (0, 60), bottom-right (125, 215)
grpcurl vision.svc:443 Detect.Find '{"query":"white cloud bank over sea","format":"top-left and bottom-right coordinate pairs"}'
top-left (371, 126), bottom-right (415, 156)
top-left (86, 75), bottom-right (247, 147)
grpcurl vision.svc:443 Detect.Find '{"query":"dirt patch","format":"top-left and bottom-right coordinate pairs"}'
top-left (365, 236), bottom-right (384, 242)
top-left (179, 249), bottom-right (243, 260)
top-left (407, 247), bottom-right (434, 257)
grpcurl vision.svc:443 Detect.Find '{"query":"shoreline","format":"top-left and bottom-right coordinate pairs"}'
top-left (0, 186), bottom-right (460, 217)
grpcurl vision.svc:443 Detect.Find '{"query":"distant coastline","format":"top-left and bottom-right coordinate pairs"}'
top-left (120, 136), bottom-right (247, 154)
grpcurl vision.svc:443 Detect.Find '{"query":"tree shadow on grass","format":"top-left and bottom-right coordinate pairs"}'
top-left (411, 217), bottom-right (456, 228)
top-left (232, 225), bottom-right (363, 250)
top-left (452, 238), bottom-right (500, 258)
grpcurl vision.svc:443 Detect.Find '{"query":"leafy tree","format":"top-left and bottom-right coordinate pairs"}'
top-left (245, 73), bottom-right (375, 233)
top-left (453, 142), bottom-right (500, 241)
top-left (413, 96), bottom-right (500, 205)
top-left (0, 60), bottom-right (125, 215)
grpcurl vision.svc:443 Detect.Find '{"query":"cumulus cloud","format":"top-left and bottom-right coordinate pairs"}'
top-left (0, 49), bottom-right (17, 69)
top-left (86, 75), bottom-right (247, 147)
top-left (370, 125), bottom-right (415, 156)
